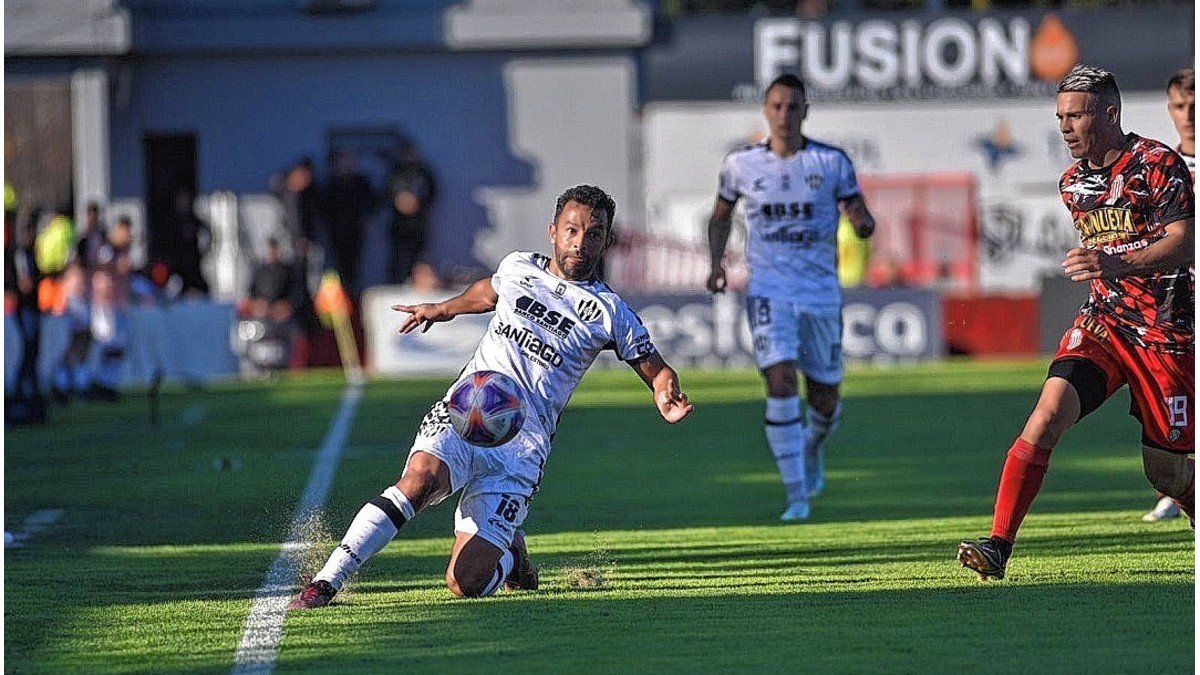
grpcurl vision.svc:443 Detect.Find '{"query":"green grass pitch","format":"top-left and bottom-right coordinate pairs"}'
top-left (5, 361), bottom-right (1193, 672)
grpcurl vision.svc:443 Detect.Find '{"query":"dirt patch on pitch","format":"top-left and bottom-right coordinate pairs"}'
top-left (558, 533), bottom-right (616, 592)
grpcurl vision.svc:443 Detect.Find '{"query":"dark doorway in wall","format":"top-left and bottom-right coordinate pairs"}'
top-left (143, 133), bottom-right (197, 264)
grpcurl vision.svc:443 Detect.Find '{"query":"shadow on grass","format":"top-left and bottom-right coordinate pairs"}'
top-left (5, 376), bottom-right (1150, 550)
top-left (275, 579), bottom-right (1192, 673)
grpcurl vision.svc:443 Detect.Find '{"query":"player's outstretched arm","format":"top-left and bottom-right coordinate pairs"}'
top-left (631, 351), bottom-right (694, 424)
top-left (707, 197), bottom-right (736, 293)
top-left (1062, 219), bottom-right (1194, 281)
top-left (393, 277), bottom-right (499, 333)
top-left (839, 194), bottom-right (877, 239)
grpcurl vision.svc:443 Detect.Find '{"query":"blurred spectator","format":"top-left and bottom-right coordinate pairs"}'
top-left (168, 189), bottom-right (211, 297)
top-left (409, 260), bottom-right (444, 292)
top-left (34, 210), bottom-right (73, 314)
top-left (87, 268), bottom-right (128, 401)
top-left (102, 216), bottom-right (136, 301)
top-left (387, 140), bottom-right (437, 284)
top-left (5, 198), bottom-right (44, 418)
top-left (325, 149), bottom-right (373, 294)
top-left (77, 202), bottom-right (108, 268)
top-left (248, 237), bottom-right (299, 323)
top-left (274, 157), bottom-right (323, 256)
top-left (238, 238), bottom-right (300, 375)
top-left (34, 211), bottom-right (73, 278)
top-left (837, 214), bottom-right (869, 287)
top-left (50, 261), bottom-right (93, 403)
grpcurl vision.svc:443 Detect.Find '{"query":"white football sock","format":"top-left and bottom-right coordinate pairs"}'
top-left (807, 402), bottom-right (842, 451)
top-left (315, 486), bottom-right (415, 590)
top-left (477, 547), bottom-right (515, 597)
top-left (765, 396), bottom-right (807, 504)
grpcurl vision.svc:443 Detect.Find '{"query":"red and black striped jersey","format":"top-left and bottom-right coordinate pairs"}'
top-left (1059, 133), bottom-right (1194, 354)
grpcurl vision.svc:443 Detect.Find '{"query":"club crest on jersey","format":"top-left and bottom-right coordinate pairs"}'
top-left (576, 298), bottom-right (603, 323)
top-left (553, 283), bottom-right (566, 297)
top-left (805, 173), bottom-right (823, 190)
top-left (781, 174), bottom-right (791, 191)
top-left (752, 177), bottom-right (766, 192)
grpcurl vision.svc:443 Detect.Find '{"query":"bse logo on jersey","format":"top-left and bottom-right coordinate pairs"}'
top-left (760, 202), bottom-right (815, 221)
top-left (514, 295), bottom-right (577, 337)
top-left (576, 299), bottom-right (603, 323)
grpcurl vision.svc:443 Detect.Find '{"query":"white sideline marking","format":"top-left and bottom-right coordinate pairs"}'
top-left (5, 509), bottom-right (65, 548)
top-left (231, 378), bottom-right (364, 674)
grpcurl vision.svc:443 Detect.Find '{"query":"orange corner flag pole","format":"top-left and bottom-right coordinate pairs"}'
top-left (314, 271), bottom-right (363, 383)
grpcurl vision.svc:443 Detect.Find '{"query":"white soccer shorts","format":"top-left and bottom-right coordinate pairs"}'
top-left (745, 296), bottom-right (844, 384)
top-left (406, 400), bottom-right (547, 550)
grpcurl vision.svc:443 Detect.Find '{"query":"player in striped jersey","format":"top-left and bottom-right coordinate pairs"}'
top-left (706, 74), bottom-right (876, 521)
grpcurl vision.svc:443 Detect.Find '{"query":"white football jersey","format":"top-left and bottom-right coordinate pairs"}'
top-left (1179, 149), bottom-right (1195, 177)
top-left (450, 251), bottom-right (655, 438)
top-left (718, 138), bottom-right (861, 303)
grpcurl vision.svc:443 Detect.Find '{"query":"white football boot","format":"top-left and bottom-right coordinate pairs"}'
top-left (780, 500), bottom-right (810, 522)
top-left (1142, 496), bottom-right (1181, 522)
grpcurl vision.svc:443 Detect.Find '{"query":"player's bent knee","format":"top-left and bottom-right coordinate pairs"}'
top-left (1143, 446), bottom-right (1191, 498)
top-left (1046, 359), bottom-right (1106, 420)
top-left (763, 363), bottom-right (798, 398)
top-left (445, 566), bottom-right (491, 599)
top-left (446, 536), bottom-right (505, 598)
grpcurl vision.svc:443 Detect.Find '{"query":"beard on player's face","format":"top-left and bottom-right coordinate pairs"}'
top-left (554, 245), bottom-right (598, 280)
top-left (550, 208), bottom-right (609, 281)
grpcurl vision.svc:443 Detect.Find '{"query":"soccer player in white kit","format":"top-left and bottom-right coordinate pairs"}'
top-left (291, 186), bottom-right (693, 608)
top-left (706, 74), bottom-right (877, 521)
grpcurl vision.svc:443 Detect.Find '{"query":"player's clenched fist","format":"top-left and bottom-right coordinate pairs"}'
top-left (394, 302), bottom-right (452, 333)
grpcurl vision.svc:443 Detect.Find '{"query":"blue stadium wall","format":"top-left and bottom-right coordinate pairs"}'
top-left (107, 51), bottom-right (534, 271)
top-left (5, 0), bottom-right (645, 274)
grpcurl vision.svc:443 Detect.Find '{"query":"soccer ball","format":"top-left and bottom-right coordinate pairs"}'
top-left (447, 371), bottom-right (526, 447)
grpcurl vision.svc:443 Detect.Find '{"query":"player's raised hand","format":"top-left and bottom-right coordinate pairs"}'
top-left (393, 302), bottom-right (452, 333)
top-left (656, 380), bottom-right (694, 424)
top-left (1062, 247), bottom-right (1129, 282)
top-left (706, 265), bottom-right (727, 294)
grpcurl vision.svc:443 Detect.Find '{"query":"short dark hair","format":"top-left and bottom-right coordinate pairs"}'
top-left (1168, 67), bottom-right (1194, 94)
top-left (554, 185), bottom-right (616, 230)
top-left (1058, 64), bottom-right (1121, 110)
top-left (765, 73), bottom-right (806, 99)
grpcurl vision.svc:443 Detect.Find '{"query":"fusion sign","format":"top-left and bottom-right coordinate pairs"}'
top-left (753, 14), bottom-right (1077, 101)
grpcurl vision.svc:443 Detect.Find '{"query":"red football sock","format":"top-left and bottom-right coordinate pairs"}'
top-left (990, 438), bottom-right (1054, 543)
